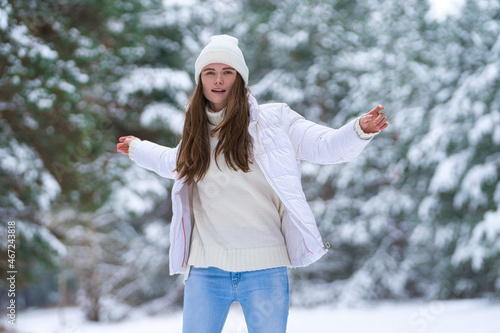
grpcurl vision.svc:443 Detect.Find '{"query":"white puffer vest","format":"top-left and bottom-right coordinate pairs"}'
top-left (132, 95), bottom-right (373, 275)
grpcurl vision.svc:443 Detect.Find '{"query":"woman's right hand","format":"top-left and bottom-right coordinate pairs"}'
top-left (116, 136), bottom-right (140, 155)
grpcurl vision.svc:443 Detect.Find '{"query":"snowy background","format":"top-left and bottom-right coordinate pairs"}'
top-left (14, 299), bottom-right (500, 333)
top-left (1, 0), bottom-right (500, 331)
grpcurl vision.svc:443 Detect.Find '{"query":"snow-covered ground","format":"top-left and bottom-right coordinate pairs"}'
top-left (12, 299), bottom-right (500, 333)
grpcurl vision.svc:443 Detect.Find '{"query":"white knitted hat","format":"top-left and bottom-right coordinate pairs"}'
top-left (194, 35), bottom-right (249, 86)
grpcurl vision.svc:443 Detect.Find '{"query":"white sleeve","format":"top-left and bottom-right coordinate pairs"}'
top-left (282, 104), bottom-right (373, 164)
top-left (132, 140), bottom-right (179, 180)
top-left (128, 139), bottom-right (141, 161)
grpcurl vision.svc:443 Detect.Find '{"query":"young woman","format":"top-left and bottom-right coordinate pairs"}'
top-left (116, 35), bottom-right (388, 333)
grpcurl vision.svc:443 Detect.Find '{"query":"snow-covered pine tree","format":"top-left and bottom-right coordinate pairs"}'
top-left (1, 0), bottom-right (192, 319)
top-left (408, 0), bottom-right (500, 299)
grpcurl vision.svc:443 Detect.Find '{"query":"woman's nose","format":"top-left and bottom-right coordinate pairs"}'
top-left (214, 73), bottom-right (223, 84)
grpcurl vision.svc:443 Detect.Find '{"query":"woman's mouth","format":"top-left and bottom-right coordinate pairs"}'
top-left (212, 89), bottom-right (226, 94)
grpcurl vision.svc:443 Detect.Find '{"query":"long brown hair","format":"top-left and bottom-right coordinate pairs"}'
top-left (175, 73), bottom-right (252, 184)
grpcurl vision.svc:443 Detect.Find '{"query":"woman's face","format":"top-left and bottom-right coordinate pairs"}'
top-left (201, 63), bottom-right (237, 112)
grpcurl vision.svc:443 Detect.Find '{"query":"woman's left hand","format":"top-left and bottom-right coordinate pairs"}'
top-left (360, 105), bottom-right (389, 133)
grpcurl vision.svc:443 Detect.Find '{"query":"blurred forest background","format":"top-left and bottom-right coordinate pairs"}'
top-left (1, 0), bottom-right (499, 324)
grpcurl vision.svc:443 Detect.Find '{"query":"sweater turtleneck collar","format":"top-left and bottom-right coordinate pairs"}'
top-left (206, 107), bottom-right (226, 127)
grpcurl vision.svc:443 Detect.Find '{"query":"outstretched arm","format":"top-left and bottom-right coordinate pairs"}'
top-left (284, 104), bottom-right (389, 164)
top-left (116, 135), bottom-right (179, 180)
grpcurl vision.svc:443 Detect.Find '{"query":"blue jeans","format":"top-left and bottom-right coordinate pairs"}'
top-left (182, 266), bottom-right (290, 333)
